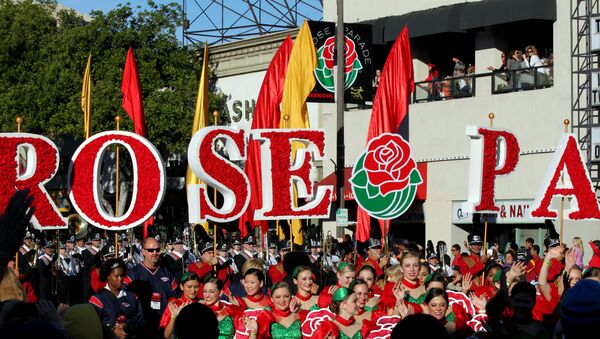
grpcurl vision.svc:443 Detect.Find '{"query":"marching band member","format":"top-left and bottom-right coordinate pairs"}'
top-left (188, 242), bottom-right (218, 285)
top-left (216, 243), bottom-right (234, 289)
top-left (234, 235), bottom-right (258, 274)
top-left (36, 240), bottom-right (56, 302)
top-left (163, 237), bottom-right (185, 277)
top-left (161, 271), bottom-right (200, 338)
top-left (360, 238), bottom-right (388, 278)
top-left (266, 243), bottom-right (279, 267)
top-left (82, 233), bottom-right (103, 302)
top-left (292, 265), bottom-right (319, 311)
top-left (268, 240), bottom-right (290, 285)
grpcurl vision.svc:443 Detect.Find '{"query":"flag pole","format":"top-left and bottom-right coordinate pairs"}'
top-left (283, 114), bottom-right (294, 251)
top-left (481, 112), bottom-right (494, 285)
top-left (15, 116), bottom-right (22, 271)
top-left (115, 115), bottom-right (121, 258)
top-left (335, 0), bottom-right (346, 240)
top-left (213, 110), bottom-right (218, 271)
top-left (560, 119), bottom-right (570, 245)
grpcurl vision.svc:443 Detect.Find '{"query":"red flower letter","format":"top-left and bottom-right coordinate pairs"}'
top-left (0, 134), bottom-right (66, 229)
top-left (530, 134), bottom-right (600, 219)
top-left (69, 131), bottom-right (165, 230)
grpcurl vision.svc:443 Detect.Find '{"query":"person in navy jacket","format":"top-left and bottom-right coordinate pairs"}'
top-left (89, 258), bottom-right (144, 338)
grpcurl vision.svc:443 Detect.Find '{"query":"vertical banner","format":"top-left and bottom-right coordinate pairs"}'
top-left (307, 21), bottom-right (373, 104)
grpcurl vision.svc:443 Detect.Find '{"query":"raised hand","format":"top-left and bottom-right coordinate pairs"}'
top-left (469, 292), bottom-right (488, 311)
top-left (462, 273), bottom-right (473, 294)
top-left (290, 297), bottom-right (300, 313)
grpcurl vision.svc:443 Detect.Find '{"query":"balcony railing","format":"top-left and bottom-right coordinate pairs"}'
top-left (412, 65), bottom-right (553, 103)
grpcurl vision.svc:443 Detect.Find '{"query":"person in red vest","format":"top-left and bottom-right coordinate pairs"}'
top-left (268, 240), bottom-right (290, 284)
top-left (216, 243), bottom-right (233, 289)
top-left (359, 238), bottom-right (388, 279)
top-left (189, 242), bottom-right (217, 283)
top-left (463, 231), bottom-right (489, 281)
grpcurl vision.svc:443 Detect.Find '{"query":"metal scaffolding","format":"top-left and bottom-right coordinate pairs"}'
top-left (182, 0), bottom-right (323, 45)
top-left (571, 0), bottom-right (600, 194)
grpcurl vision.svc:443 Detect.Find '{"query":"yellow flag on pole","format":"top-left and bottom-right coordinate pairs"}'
top-left (81, 54), bottom-right (92, 139)
top-left (280, 21), bottom-right (318, 246)
top-left (186, 44), bottom-right (210, 232)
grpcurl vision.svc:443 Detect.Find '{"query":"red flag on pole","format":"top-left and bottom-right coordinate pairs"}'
top-left (121, 47), bottom-right (146, 137)
top-left (121, 47), bottom-right (150, 237)
top-left (238, 36), bottom-right (293, 237)
top-left (356, 27), bottom-right (414, 242)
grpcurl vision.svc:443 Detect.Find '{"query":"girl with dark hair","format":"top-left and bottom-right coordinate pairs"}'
top-left (292, 266), bottom-right (319, 311)
top-left (269, 282), bottom-right (304, 339)
top-left (357, 265), bottom-right (382, 302)
top-left (89, 258), bottom-right (144, 338)
top-left (201, 277), bottom-right (242, 339)
top-left (160, 271), bottom-right (201, 338)
top-left (418, 262), bottom-right (431, 284)
top-left (351, 279), bottom-right (381, 322)
top-left (424, 288), bottom-right (459, 333)
top-left (237, 268), bottom-right (271, 310)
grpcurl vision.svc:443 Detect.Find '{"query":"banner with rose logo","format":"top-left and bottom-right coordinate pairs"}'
top-left (307, 21), bottom-right (373, 104)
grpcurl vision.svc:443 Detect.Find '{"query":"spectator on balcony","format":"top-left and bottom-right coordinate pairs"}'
top-left (487, 52), bottom-right (507, 72)
top-left (452, 57), bottom-right (466, 77)
top-left (506, 50), bottom-right (522, 89)
top-left (425, 63), bottom-right (439, 101)
top-left (524, 45), bottom-right (550, 85)
top-left (372, 69), bottom-right (382, 91)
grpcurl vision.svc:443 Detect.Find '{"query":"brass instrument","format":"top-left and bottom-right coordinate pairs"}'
top-left (30, 241), bottom-right (39, 267)
top-left (68, 213), bottom-right (89, 239)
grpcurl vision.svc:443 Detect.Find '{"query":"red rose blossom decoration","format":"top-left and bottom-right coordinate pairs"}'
top-left (344, 36), bottom-right (358, 73)
top-left (363, 134), bottom-right (416, 196)
top-left (321, 36), bottom-right (335, 70)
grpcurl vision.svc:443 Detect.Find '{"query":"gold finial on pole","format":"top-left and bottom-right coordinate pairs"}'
top-left (563, 119), bottom-right (570, 133)
top-left (16, 116), bottom-right (22, 133)
top-left (488, 112), bottom-right (495, 128)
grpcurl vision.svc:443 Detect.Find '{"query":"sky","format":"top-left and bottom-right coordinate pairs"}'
top-left (58, 1), bottom-right (172, 16)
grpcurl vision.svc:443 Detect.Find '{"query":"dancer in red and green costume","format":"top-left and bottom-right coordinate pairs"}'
top-left (356, 265), bottom-right (382, 308)
top-left (393, 251), bottom-right (427, 313)
top-left (269, 282), bottom-right (306, 339)
top-left (160, 271), bottom-right (201, 338)
top-left (351, 278), bottom-right (384, 322)
top-left (235, 268), bottom-right (272, 310)
top-left (201, 277), bottom-right (243, 339)
top-left (324, 287), bottom-right (374, 339)
top-left (292, 265), bottom-right (319, 311)
top-left (318, 262), bottom-right (356, 308)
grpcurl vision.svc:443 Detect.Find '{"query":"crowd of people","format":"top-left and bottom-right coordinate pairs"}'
top-left (1, 190), bottom-right (600, 339)
top-left (422, 45), bottom-right (554, 101)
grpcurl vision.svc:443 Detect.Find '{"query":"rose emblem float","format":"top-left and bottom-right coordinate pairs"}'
top-left (350, 133), bottom-right (422, 219)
